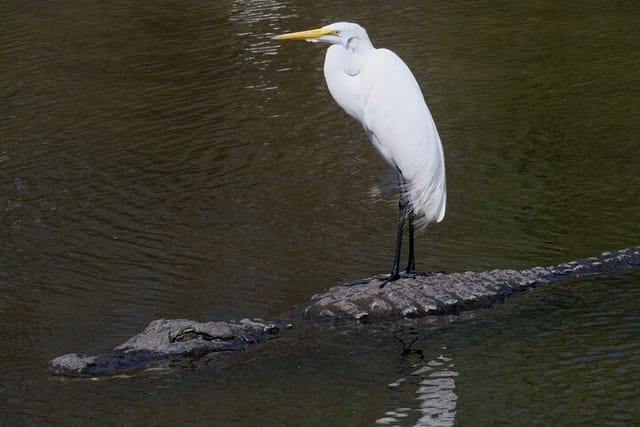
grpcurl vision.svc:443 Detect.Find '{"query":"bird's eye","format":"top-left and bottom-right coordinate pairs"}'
top-left (330, 30), bottom-right (340, 36)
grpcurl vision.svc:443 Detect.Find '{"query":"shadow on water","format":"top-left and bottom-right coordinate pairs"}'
top-left (1, 0), bottom-right (639, 425)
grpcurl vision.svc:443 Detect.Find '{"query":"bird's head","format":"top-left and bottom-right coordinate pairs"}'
top-left (272, 22), bottom-right (371, 50)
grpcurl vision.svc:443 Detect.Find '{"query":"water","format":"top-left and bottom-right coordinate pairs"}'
top-left (1, 0), bottom-right (639, 425)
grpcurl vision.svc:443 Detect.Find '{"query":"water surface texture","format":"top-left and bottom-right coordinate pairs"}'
top-left (1, 0), bottom-right (639, 425)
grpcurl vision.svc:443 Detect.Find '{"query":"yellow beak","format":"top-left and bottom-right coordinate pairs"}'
top-left (272, 27), bottom-right (335, 41)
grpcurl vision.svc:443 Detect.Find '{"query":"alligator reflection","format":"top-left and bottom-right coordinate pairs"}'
top-left (377, 354), bottom-right (458, 426)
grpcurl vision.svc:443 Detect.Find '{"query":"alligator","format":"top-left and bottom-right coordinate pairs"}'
top-left (49, 246), bottom-right (640, 377)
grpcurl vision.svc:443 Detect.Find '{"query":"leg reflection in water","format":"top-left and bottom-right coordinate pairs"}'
top-left (376, 354), bottom-right (458, 427)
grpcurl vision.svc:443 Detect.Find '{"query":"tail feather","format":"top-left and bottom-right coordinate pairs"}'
top-left (403, 151), bottom-right (447, 228)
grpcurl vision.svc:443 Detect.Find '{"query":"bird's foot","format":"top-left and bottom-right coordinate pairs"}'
top-left (379, 270), bottom-right (446, 288)
top-left (344, 274), bottom-right (389, 287)
top-left (346, 271), bottom-right (446, 289)
top-left (379, 272), bottom-right (401, 288)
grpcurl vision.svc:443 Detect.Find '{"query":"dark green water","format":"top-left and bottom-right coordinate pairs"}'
top-left (1, 0), bottom-right (639, 425)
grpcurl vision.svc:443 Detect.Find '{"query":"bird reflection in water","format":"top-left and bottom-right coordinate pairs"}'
top-left (377, 337), bottom-right (458, 426)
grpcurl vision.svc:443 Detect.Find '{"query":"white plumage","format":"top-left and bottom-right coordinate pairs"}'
top-left (274, 22), bottom-right (446, 281)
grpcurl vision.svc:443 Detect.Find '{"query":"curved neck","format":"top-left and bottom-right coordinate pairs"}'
top-left (346, 32), bottom-right (374, 54)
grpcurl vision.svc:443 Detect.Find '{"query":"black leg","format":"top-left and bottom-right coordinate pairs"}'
top-left (405, 208), bottom-right (415, 273)
top-left (381, 195), bottom-right (408, 288)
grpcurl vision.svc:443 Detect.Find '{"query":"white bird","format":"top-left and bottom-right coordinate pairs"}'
top-left (273, 22), bottom-right (446, 284)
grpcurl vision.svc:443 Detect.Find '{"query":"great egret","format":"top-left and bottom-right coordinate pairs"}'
top-left (273, 22), bottom-right (446, 283)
